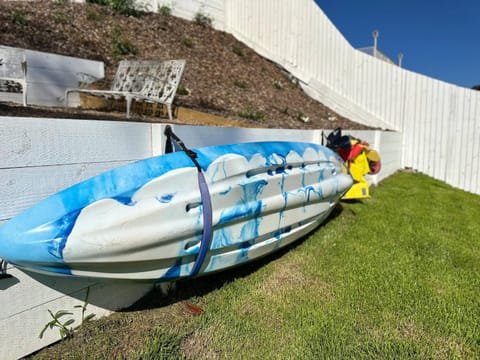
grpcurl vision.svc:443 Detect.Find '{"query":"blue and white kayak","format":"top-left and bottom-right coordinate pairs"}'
top-left (0, 141), bottom-right (352, 281)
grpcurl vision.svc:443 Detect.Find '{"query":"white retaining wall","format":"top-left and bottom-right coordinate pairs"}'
top-left (0, 117), bottom-right (159, 360)
top-left (154, 0), bottom-right (480, 194)
top-left (0, 117), bottom-right (400, 359)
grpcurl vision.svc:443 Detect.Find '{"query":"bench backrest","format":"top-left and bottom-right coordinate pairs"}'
top-left (140, 59), bottom-right (185, 104)
top-left (110, 60), bottom-right (153, 93)
top-left (110, 59), bottom-right (185, 104)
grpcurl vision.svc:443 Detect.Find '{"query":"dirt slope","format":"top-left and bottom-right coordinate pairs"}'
top-left (0, 1), bottom-right (370, 130)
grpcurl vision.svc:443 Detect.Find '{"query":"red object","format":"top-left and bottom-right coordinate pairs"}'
top-left (347, 143), bottom-right (364, 161)
top-left (369, 160), bottom-right (381, 175)
top-left (336, 143), bottom-right (364, 162)
top-left (185, 302), bottom-right (203, 315)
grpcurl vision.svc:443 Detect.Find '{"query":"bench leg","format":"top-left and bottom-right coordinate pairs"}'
top-left (126, 96), bottom-right (132, 118)
top-left (167, 104), bottom-right (173, 120)
top-left (64, 90), bottom-right (70, 107)
top-left (22, 82), bottom-right (27, 106)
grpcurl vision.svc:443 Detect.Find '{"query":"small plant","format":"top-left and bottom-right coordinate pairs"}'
top-left (110, 0), bottom-right (140, 16)
top-left (177, 86), bottom-right (191, 95)
top-left (86, 0), bottom-right (108, 4)
top-left (297, 111), bottom-right (309, 123)
top-left (53, 12), bottom-right (69, 24)
top-left (238, 108), bottom-right (265, 121)
top-left (233, 80), bottom-right (248, 89)
top-left (232, 46), bottom-right (244, 57)
top-left (86, 9), bottom-right (102, 21)
top-left (194, 11), bottom-right (213, 27)
top-left (111, 24), bottom-right (138, 59)
top-left (158, 5), bottom-right (171, 16)
top-left (40, 310), bottom-right (76, 340)
top-left (9, 10), bottom-right (28, 26)
top-left (273, 80), bottom-right (283, 90)
top-left (180, 37), bottom-right (194, 48)
top-left (39, 287), bottom-right (95, 340)
top-left (87, 0), bottom-right (146, 17)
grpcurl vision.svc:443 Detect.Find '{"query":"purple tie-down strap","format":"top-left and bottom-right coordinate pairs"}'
top-left (190, 170), bottom-right (213, 277)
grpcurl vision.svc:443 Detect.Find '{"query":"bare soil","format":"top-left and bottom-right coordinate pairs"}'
top-left (0, 0), bottom-right (371, 130)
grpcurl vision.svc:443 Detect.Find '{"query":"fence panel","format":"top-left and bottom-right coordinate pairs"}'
top-left (221, 0), bottom-right (480, 194)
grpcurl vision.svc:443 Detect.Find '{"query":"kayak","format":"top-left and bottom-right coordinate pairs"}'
top-left (0, 141), bottom-right (352, 281)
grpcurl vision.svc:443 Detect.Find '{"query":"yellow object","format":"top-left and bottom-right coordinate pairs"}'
top-left (341, 140), bottom-right (381, 200)
top-left (325, 128), bottom-right (381, 200)
top-left (342, 149), bottom-right (371, 199)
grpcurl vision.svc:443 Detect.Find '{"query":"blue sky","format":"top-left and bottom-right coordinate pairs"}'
top-left (314, 0), bottom-right (479, 89)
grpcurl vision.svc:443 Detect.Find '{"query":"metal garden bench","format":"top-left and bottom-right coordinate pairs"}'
top-left (65, 59), bottom-right (185, 119)
top-left (0, 46), bottom-right (27, 106)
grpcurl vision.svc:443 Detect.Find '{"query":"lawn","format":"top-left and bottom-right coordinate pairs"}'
top-left (31, 172), bottom-right (480, 359)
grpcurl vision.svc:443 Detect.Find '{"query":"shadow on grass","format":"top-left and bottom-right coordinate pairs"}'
top-left (125, 203), bottom-right (345, 312)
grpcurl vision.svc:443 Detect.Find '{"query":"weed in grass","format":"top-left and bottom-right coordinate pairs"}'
top-left (39, 309), bottom-right (76, 340)
top-left (39, 287), bottom-right (95, 341)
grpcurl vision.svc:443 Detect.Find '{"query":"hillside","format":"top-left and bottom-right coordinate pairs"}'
top-left (0, 0), bottom-right (370, 130)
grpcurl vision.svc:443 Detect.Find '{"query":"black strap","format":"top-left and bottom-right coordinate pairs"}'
top-left (0, 259), bottom-right (10, 279)
top-left (164, 125), bottom-right (202, 171)
top-left (163, 125), bottom-right (213, 277)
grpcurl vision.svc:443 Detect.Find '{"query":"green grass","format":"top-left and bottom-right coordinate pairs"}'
top-left (30, 172), bottom-right (480, 359)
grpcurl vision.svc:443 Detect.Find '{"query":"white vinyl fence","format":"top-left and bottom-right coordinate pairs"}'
top-left (154, 0), bottom-right (480, 195)
top-left (0, 116), bottom-right (400, 359)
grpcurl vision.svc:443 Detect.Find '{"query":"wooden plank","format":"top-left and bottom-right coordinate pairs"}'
top-left (0, 161), bottom-right (133, 221)
top-left (0, 117), bottom-right (153, 168)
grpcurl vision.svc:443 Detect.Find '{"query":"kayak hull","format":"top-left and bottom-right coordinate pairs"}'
top-left (0, 141), bottom-right (352, 281)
